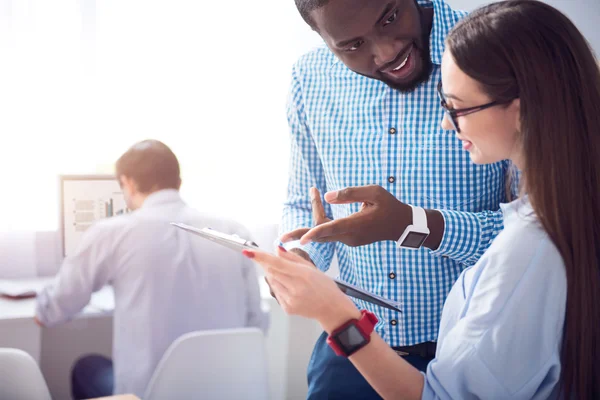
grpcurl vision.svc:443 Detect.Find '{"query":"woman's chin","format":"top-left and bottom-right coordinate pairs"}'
top-left (469, 151), bottom-right (500, 166)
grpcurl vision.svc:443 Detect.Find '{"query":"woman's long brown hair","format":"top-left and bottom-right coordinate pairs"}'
top-left (447, 1), bottom-right (600, 398)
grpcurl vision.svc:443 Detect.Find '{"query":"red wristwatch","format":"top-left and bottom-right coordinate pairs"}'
top-left (326, 310), bottom-right (378, 357)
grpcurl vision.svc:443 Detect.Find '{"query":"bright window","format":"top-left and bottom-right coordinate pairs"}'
top-left (0, 0), bottom-right (322, 231)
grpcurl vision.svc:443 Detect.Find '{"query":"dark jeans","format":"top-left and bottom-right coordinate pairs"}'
top-left (71, 354), bottom-right (114, 400)
top-left (307, 331), bottom-right (433, 399)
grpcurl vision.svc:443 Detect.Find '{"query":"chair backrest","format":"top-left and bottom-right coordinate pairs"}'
top-left (144, 327), bottom-right (269, 400)
top-left (0, 348), bottom-right (52, 400)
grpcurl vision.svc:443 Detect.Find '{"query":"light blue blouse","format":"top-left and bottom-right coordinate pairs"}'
top-left (422, 198), bottom-right (566, 399)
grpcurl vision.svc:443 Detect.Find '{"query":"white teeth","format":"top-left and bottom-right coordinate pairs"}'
top-left (393, 53), bottom-right (409, 71)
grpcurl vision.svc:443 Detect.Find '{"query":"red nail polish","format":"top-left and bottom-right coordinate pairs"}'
top-left (278, 245), bottom-right (287, 253)
top-left (242, 250), bottom-right (255, 259)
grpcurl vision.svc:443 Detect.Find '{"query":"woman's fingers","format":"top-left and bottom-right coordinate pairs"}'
top-left (243, 249), bottom-right (323, 316)
top-left (267, 275), bottom-right (289, 296)
top-left (276, 246), bottom-right (315, 267)
top-left (243, 249), bottom-right (308, 290)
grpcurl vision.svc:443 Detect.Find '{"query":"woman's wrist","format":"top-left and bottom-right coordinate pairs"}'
top-left (318, 297), bottom-right (362, 334)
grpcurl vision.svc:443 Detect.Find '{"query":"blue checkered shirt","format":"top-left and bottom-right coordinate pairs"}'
top-left (281, 0), bottom-right (514, 347)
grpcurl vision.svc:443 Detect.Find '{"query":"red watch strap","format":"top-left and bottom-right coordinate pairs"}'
top-left (326, 310), bottom-right (378, 357)
top-left (355, 309), bottom-right (378, 336)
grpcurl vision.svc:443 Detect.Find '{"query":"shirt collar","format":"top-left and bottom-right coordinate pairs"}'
top-left (141, 189), bottom-right (183, 208)
top-left (417, 0), bottom-right (464, 66)
top-left (500, 195), bottom-right (536, 222)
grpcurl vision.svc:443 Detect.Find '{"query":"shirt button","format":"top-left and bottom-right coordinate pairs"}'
top-left (388, 176), bottom-right (396, 183)
top-left (390, 319), bottom-right (398, 326)
top-left (389, 127), bottom-right (397, 135)
top-left (389, 272), bottom-right (396, 279)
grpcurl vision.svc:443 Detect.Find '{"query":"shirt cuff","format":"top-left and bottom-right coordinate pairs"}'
top-left (428, 209), bottom-right (481, 263)
top-left (34, 289), bottom-right (52, 327)
top-left (35, 284), bottom-right (67, 328)
top-left (420, 371), bottom-right (436, 400)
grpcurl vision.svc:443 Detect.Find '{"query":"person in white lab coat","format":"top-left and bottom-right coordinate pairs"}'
top-left (35, 139), bottom-right (268, 398)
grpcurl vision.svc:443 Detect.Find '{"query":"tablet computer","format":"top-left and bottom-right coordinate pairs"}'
top-left (171, 223), bottom-right (259, 252)
top-left (171, 222), bottom-right (402, 313)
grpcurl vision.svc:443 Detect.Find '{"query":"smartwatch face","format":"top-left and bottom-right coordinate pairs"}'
top-left (400, 231), bottom-right (428, 249)
top-left (334, 324), bottom-right (366, 354)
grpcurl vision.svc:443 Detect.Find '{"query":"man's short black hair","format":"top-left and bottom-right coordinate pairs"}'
top-left (115, 139), bottom-right (181, 193)
top-left (295, 0), bottom-right (331, 29)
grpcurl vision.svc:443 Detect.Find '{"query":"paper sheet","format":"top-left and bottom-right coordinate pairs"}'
top-left (0, 277), bottom-right (54, 298)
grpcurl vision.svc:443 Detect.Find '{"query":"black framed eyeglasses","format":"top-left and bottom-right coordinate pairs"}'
top-left (437, 81), bottom-right (512, 133)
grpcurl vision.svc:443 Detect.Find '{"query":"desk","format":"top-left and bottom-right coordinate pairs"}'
top-left (0, 283), bottom-right (117, 399)
top-left (0, 282), bottom-right (114, 359)
top-left (0, 277), bottom-right (322, 400)
top-left (0, 278), bottom-right (114, 322)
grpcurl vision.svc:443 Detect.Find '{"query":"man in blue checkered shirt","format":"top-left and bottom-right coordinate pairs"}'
top-left (276, 0), bottom-right (516, 398)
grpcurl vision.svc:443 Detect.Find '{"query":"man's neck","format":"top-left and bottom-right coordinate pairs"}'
top-left (134, 190), bottom-right (159, 210)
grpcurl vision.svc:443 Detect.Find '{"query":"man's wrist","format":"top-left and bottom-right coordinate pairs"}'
top-left (390, 201), bottom-right (413, 241)
top-left (423, 209), bottom-right (444, 250)
top-left (394, 206), bottom-right (444, 250)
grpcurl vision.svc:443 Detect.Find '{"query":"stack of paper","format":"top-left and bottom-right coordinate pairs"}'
top-left (0, 278), bottom-right (54, 299)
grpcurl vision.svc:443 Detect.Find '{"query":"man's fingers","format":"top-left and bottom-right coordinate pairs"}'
top-left (310, 187), bottom-right (328, 225)
top-left (280, 228), bottom-right (310, 243)
top-left (299, 218), bottom-right (356, 244)
top-left (279, 188), bottom-right (330, 244)
top-left (325, 185), bottom-right (380, 204)
top-left (313, 233), bottom-right (361, 246)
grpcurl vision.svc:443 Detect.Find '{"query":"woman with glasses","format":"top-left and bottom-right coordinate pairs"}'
top-left (245, 1), bottom-right (600, 398)
top-left (436, 80), bottom-right (515, 135)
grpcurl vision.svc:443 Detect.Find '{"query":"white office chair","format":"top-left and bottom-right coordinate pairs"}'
top-left (144, 327), bottom-right (269, 400)
top-left (0, 348), bottom-right (52, 400)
